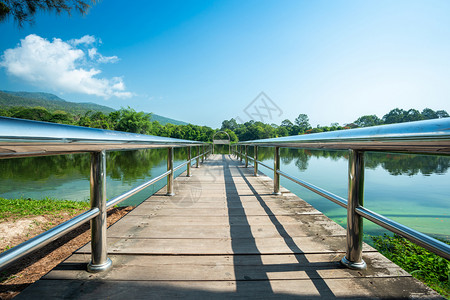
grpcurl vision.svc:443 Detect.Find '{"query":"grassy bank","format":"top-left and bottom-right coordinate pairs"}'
top-left (371, 234), bottom-right (450, 297)
top-left (0, 197), bottom-right (89, 220)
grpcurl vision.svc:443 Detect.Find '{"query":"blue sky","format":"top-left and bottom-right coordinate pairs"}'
top-left (1, 0), bottom-right (449, 128)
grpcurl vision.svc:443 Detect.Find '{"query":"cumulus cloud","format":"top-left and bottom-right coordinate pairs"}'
top-left (88, 47), bottom-right (119, 63)
top-left (0, 34), bottom-right (132, 99)
top-left (70, 35), bottom-right (96, 46)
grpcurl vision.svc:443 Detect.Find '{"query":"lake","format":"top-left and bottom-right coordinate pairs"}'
top-left (0, 145), bottom-right (448, 243)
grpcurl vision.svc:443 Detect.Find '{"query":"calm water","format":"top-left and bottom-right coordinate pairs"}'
top-left (0, 146), bottom-right (449, 242)
top-left (0, 148), bottom-right (191, 207)
top-left (250, 147), bottom-right (450, 242)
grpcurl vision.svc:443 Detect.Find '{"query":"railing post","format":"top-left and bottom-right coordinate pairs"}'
top-left (167, 147), bottom-right (175, 196)
top-left (240, 145), bottom-right (243, 162)
top-left (201, 145), bottom-right (204, 163)
top-left (341, 149), bottom-right (366, 269)
top-left (196, 146), bottom-right (200, 168)
top-left (187, 146), bottom-right (192, 177)
top-left (254, 146), bottom-right (258, 176)
top-left (87, 150), bottom-right (112, 273)
top-left (273, 146), bottom-right (281, 195)
top-left (245, 145), bottom-right (248, 167)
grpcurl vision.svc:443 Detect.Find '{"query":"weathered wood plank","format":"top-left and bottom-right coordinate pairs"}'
top-left (44, 252), bottom-right (410, 281)
top-left (126, 206), bottom-right (322, 217)
top-left (106, 216), bottom-right (346, 238)
top-left (76, 236), bottom-right (375, 255)
top-left (17, 277), bottom-right (441, 300)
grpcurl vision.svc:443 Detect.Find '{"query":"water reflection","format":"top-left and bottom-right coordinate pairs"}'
top-left (0, 148), bottom-right (190, 198)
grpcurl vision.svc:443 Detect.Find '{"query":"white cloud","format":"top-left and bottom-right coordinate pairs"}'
top-left (0, 34), bottom-right (132, 99)
top-left (70, 35), bottom-right (96, 46)
top-left (88, 47), bottom-right (119, 63)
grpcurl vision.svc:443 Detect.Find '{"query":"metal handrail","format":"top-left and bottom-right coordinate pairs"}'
top-left (277, 169), bottom-right (347, 208)
top-left (0, 208), bottom-right (99, 270)
top-left (237, 118), bottom-right (450, 154)
top-left (234, 118), bottom-right (450, 269)
top-left (0, 117), bottom-right (211, 271)
top-left (0, 117), bottom-right (204, 158)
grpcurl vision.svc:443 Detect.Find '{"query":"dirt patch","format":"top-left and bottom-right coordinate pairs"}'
top-left (0, 206), bottom-right (134, 300)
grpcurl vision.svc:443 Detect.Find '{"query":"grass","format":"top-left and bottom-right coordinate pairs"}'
top-left (371, 234), bottom-right (450, 298)
top-left (0, 197), bottom-right (90, 220)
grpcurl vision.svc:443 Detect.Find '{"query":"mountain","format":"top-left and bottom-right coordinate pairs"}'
top-left (0, 91), bottom-right (188, 125)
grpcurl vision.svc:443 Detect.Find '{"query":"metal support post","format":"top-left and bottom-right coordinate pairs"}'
top-left (254, 146), bottom-right (259, 176)
top-left (273, 146), bottom-right (281, 195)
top-left (187, 146), bottom-right (192, 177)
top-left (201, 145), bottom-right (204, 163)
top-left (240, 145), bottom-right (243, 162)
top-left (196, 146), bottom-right (199, 168)
top-left (245, 145), bottom-right (248, 167)
top-left (167, 147), bottom-right (175, 196)
top-left (87, 150), bottom-right (112, 273)
top-left (341, 149), bottom-right (367, 269)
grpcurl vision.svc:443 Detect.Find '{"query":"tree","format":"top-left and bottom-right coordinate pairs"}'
top-left (221, 118), bottom-right (238, 132)
top-left (383, 108), bottom-right (407, 124)
top-left (50, 110), bottom-right (73, 124)
top-left (11, 106), bottom-right (52, 122)
top-left (280, 119), bottom-right (293, 128)
top-left (276, 126), bottom-right (289, 137)
top-left (0, 0), bottom-right (96, 27)
top-left (436, 110), bottom-right (449, 119)
top-left (294, 114), bottom-right (311, 133)
top-left (354, 115), bottom-right (383, 127)
top-left (115, 107), bottom-right (152, 134)
top-left (421, 108), bottom-right (437, 120)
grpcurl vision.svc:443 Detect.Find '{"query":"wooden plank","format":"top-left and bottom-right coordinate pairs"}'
top-left (106, 216), bottom-right (346, 238)
top-left (17, 277), bottom-right (441, 300)
top-left (125, 206), bottom-right (321, 217)
top-left (43, 252), bottom-right (410, 281)
top-left (76, 236), bottom-right (375, 255)
top-left (95, 215), bottom-right (340, 227)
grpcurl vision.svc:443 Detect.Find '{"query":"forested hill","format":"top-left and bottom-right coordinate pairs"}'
top-left (0, 90), bottom-right (188, 125)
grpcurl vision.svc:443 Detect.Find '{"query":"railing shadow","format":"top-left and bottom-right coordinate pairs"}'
top-left (222, 155), bottom-right (272, 293)
top-left (229, 154), bottom-right (339, 298)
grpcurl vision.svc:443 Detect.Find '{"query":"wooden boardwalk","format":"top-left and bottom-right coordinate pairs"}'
top-left (18, 155), bottom-right (441, 299)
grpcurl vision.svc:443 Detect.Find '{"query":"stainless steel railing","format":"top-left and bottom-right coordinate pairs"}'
top-left (0, 117), bottom-right (211, 272)
top-left (234, 118), bottom-right (450, 269)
